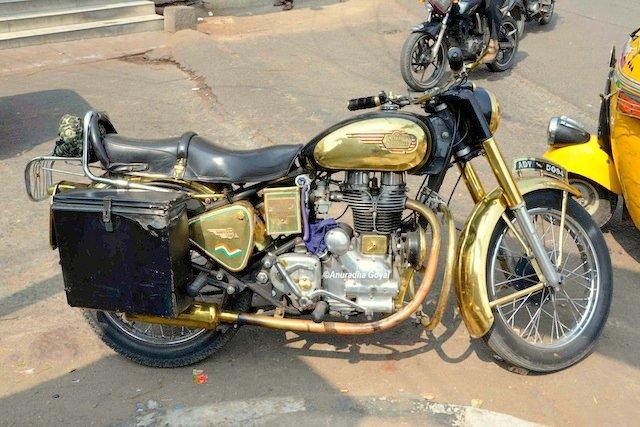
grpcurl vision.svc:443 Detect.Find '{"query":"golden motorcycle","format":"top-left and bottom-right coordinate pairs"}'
top-left (544, 29), bottom-right (640, 228)
top-left (26, 49), bottom-right (611, 372)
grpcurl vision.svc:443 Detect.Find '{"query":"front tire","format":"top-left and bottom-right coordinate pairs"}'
top-left (483, 190), bottom-right (612, 372)
top-left (84, 290), bottom-right (252, 367)
top-left (400, 32), bottom-right (448, 92)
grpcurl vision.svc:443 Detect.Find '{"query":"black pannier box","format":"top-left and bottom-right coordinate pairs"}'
top-left (52, 188), bottom-right (192, 318)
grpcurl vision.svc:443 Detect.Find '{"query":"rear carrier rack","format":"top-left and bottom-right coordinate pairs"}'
top-left (24, 156), bottom-right (84, 202)
top-left (25, 111), bottom-right (171, 202)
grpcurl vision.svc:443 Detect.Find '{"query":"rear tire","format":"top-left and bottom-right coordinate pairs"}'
top-left (486, 16), bottom-right (520, 72)
top-left (84, 290), bottom-right (252, 367)
top-left (483, 190), bottom-right (612, 372)
top-left (538, 1), bottom-right (555, 25)
top-left (401, 32), bottom-right (448, 92)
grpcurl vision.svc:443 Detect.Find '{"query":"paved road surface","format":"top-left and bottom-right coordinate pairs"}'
top-left (1, 1), bottom-right (639, 425)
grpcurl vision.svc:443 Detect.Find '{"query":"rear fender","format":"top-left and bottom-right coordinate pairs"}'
top-left (455, 177), bottom-right (581, 338)
top-left (411, 22), bottom-right (442, 39)
top-left (544, 135), bottom-right (622, 195)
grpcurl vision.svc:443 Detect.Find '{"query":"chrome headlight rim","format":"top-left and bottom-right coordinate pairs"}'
top-left (487, 90), bottom-right (501, 134)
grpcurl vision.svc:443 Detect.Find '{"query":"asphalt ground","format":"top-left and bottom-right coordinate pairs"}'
top-left (1, 0), bottom-right (639, 425)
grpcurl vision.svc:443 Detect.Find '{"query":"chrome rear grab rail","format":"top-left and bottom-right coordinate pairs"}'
top-left (81, 111), bottom-right (171, 193)
top-left (25, 111), bottom-right (174, 201)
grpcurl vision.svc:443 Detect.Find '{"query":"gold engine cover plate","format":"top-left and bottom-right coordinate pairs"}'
top-left (313, 117), bottom-right (429, 171)
top-left (361, 234), bottom-right (388, 255)
top-left (189, 202), bottom-right (255, 272)
top-left (263, 187), bottom-right (302, 236)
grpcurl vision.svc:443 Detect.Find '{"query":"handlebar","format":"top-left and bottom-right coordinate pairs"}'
top-left (346, 87), bottom-right (440, 112)
top-left (347, 46), bottom-right (468, 112)
top-left (347, 94), bottom-right (387, 111)
top-left (346, 72), bottom-right (466, 112)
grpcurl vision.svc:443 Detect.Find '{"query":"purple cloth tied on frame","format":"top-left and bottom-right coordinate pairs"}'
top-left (305, 219), bottom-right (339, 255)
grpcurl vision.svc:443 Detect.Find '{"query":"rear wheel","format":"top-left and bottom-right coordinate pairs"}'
top-left (569, 176), bottom-right (617, 228)
top-left (486, 17), bottom-right (520, 72)
top-left (538, 1), bottom-right (555, 25)
top-left (483, 191), bottom-right (612, 372)
top-left (84, 290), bottom-right (251, 367)
top-left (401, 32), bottom-right (448, 92)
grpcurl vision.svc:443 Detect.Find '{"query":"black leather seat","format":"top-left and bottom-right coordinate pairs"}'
top-left (99, 133), bottom-right (302, 184)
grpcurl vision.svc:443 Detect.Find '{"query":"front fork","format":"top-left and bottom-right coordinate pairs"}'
top-left (430, 13), bottom-right (449, 62)
top-left (459, 138), bottom-right (563, 293)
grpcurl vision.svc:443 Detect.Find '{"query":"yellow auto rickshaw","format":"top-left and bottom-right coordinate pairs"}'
top-left (544, 28), bottom-right (640, 228)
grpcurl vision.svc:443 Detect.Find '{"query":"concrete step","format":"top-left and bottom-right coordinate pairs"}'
top-left (0, 14), bottom-right (163, 49)
top-left (0, 1), bottom-right (156, 33)
top-left (0, 0), bottom-right (146, 15)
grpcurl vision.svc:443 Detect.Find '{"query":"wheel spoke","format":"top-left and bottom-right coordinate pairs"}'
top-left (494, 272), bottom-right (538, 288)
top-left (491, 206), bottom-right (599, 348)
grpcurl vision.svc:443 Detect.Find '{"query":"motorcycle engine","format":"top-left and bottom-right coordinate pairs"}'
top-left (454, 17), bottom-right (485, 57)
top-left (263, 172), bottom-right (426, 317)
top-left (465, 35), bottom-right (485, 56)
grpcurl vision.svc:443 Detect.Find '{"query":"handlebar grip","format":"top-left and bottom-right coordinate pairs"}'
top-left (348, 95), bottom-right (383, 111)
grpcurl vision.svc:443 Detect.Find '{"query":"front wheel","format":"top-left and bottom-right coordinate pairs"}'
top-left (400, 32), bottom-right (448, 92)
top-left (483, 190), bottom-right (612, 372)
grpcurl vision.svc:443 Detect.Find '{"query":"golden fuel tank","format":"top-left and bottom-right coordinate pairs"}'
top-left (303, 112), bottom-right (432, 172)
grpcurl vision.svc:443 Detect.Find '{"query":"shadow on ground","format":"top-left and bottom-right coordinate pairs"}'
top-left (0, 275), bottom-right (63, 319)
top-left (522, 10), bottom-right (559, 37)
top-left (0, 90), bottom-right (90, 160)
top-left (0, 302), bottom-right (488, 426)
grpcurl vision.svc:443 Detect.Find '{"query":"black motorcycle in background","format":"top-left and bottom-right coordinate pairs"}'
top-left (401, 0), bottom-right (552, 92)
top-left (522, 0), bottom-right (555, 27)
top-left (511, 0), bottom-right (556, 36)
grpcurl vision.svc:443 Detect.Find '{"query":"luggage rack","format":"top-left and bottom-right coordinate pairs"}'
top-left (25, 156), bottom-right (85, 202)
top-left (24, 111), bottom-right (171, 202)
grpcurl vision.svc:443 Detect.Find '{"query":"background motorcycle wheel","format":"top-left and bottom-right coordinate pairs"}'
top-left (509, 6), bottom-right (526, 37)
top-left (483, 190), bottom-right (612, 372)
top-left (400, 32), bottom-right (448, 92)
top-left (84, 289), bottom-right (252, 368)
top-left (486, 17), bottom-right (520, 72)
top-left (538, 1), bottom-right (555, 25)
top-left (569, 176), bottom-right (617, 228)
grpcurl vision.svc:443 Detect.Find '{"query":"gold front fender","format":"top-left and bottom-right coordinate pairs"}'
top-left (455, 176), bottom-right (581, 338)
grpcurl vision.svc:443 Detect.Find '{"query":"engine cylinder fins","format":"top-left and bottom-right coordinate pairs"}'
top-left (375, 186), bottom-right (407, 234)
top-left (342, 171), bottom-right (407, 234)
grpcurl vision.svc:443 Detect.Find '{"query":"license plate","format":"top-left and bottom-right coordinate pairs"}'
top-left (513, 157), bottom-right (568, 182)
